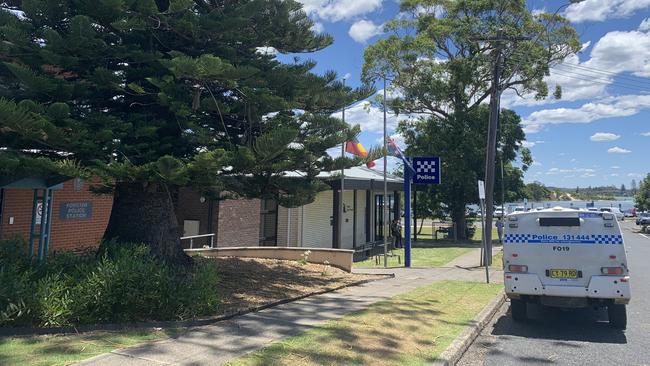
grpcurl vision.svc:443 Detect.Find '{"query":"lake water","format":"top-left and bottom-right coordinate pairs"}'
top-left (501, 198), bottom-right (636, 213)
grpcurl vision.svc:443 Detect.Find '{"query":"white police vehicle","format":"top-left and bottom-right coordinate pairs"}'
top-left (503, 207), bottom-right (631, 329)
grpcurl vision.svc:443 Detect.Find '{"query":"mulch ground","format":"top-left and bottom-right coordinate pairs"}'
top-left (212, 257), bottom-right (386, 315)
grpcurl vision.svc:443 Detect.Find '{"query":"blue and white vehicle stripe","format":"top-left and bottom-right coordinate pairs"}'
top-left (504, 234), bottom-right (623, 244)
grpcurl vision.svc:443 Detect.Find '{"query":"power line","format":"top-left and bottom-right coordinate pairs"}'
top-left (555, 63), bottom-right (650, 84)
top-left (506, 54), bottom-right (650, 92)
top-left (549, 70), bottom-right (650, 93)
top-left (509, 50), bottom-right (650, 86)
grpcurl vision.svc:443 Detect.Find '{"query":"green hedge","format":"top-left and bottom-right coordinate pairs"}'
top-left (0, 240), bottom-right (220, 327)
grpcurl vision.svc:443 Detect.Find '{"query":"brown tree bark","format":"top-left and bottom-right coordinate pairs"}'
top-left (104, 182), bottom-right (191, 265)
top-left (452, 207), bottom-right (468, 241)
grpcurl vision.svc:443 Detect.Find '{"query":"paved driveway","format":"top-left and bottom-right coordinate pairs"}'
top-left (459, 221), bottom-right (650, 366)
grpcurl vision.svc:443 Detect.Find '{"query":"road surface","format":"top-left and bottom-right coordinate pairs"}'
top-left (458, 221), bottom-right (650, 366)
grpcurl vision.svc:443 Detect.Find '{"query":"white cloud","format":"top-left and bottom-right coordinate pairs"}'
top-left (585, 29), bottom-right (650, 78)
top-left (640, 18), bottom-right (650, 31)
top-left (641, 132), bottom-right (650, 136)
top-left (336, 99), bottom-right (397, 133)
top-left (607, 146), bottom-right (631, 154)
top-left (335, 89), bottom-right (417, 133)
top-left (531, 8), bottom-right (546, 16)
top-left (628, 173), bottom-right (643, 178)
top-left (501, 54), bottom-right (607, 108)
top-left (255, 46), bottom-right (278, 56)
top-left (503, 25), bottom-right (650, 109)
top-left (298, 0), bottom-right (383, 22)
top-left (348, 19), bottom-right (383, 43)
top-left (522, 94), bottom-right (650, 133)
top-left (611, 173), bottom-right (619, 177)
top-left (547, 167), bottom-right (596, 175)
top-left (1, 8), bottom-right (25, 19)
top-left (520, 140), bottom-right (544, 148)
top-left (311, 22), bottom-right (325, 34)
top-left (531, 161), bottom-right (542, 167)
top-left (590, 132), bottom-right (620, 141)
top-left (565, 0), bottom-right (650, 23)
top-left (611, 165), bottom-right (620, 169)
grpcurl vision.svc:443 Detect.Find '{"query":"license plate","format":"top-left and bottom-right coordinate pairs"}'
top-left (550, 269), bottom-right (578, 279)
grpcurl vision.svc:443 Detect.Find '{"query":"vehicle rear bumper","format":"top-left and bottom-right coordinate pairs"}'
top-left (504, 273), bottom-right (631, 304)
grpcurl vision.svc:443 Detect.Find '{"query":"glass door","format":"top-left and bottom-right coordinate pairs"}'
top-left (374, 194), bottom-right (394, 240)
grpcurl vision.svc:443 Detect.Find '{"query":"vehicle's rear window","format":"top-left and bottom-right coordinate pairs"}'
top-left (539, 217), bottom-right (580, 227)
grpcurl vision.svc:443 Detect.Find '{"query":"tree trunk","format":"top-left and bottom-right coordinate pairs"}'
top-left (451, 207), bottom-right (467, 241)
top-left (104, 182), bottom-right (191, 265)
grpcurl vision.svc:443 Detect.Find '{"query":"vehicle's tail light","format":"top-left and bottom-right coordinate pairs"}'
top-left (601, 267), bottom-right (624, 275)
top-left (508, 264), bottom-right (528, 273)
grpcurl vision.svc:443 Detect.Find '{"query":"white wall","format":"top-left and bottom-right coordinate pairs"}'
top-left (301, 190), bottom-right (333, 248)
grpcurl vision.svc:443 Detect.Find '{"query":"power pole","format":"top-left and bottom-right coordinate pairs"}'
top-left (339, 78), bottom-right (346, 249)
top-left (383, 77), bottom-right (389, 268)
top-left (478, 30), bottom-right (528, 264)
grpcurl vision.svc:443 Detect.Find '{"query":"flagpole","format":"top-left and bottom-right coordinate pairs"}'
top-left (339, 77), bottom-right (346, 249)
top-left (383, 77), bottom-right (388, 268)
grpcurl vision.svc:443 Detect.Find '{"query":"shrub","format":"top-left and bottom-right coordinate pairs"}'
top-left (0, 239), bottom-right (221, 327)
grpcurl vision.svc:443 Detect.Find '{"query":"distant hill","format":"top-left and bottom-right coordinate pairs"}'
top-left (548, 185), bottom-right (631, 201)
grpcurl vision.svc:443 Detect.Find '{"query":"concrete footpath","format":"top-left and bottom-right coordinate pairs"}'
top-left (79, 248), bottom-right (502, 366)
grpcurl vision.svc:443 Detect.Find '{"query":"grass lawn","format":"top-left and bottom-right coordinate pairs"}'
top-left (225, 281), bottom-right (502, 366)
top-left (491, 248), bottom-right (503, 269)
top-left (410, 224), bottom-right (499, 242)
top-left (353, 247), bottom-right (473, 268)
top-left (0, 329), bottom-right (179, 366)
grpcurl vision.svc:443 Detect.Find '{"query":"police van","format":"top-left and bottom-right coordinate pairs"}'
top-left (503, 207), bottom-right (631, 329)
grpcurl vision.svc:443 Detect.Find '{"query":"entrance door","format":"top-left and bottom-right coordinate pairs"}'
top-left (374, 194), bottom-right (394, 240)
top-left (259, 199), bottom-right (278, 246)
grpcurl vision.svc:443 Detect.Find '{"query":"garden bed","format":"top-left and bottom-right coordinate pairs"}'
top-left (214, 257), bottom-right (386, 316)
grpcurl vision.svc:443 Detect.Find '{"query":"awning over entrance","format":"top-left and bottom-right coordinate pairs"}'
top-left (0, 176), bottom-right (69, 261)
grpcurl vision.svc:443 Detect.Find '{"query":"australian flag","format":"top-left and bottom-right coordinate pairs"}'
top-left (386, 137), bottom-right (415, 174)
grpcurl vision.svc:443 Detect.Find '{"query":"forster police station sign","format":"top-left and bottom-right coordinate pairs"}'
top-left (412, 156), bottom-right (441, 185)
top-left (59, 202), bottom-right (93, 220)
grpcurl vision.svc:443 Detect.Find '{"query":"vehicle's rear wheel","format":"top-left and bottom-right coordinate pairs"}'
top-left (511, 299), bottom-right (527, 322)
top-left (608, 303), bottom-right (627, 330)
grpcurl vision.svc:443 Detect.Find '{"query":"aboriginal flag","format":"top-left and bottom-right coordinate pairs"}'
top-left (345, 139), bottom-right (376, 168)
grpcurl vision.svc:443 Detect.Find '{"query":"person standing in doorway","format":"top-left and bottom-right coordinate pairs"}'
top-left (496, 217), bottom-right (504, 244)
top-left (391, 218), bottom-right (403, 249)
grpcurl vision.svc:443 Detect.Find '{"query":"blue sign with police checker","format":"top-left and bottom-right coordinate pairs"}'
top-left (412, 156), bottom-right (441, 185)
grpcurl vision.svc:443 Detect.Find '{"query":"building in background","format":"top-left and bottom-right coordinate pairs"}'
top-left (0, 177), bottom-right (113, 257)
top-left (175, 167), bottom-right (404, 259)
top-left (1, 168), bottom-right (404, 261)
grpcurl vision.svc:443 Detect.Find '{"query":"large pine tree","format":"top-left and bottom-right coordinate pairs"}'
top-left (0, 0), bottom-right (371, 263)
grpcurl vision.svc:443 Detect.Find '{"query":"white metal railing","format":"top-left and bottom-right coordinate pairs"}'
top-left (180, 233), bottom-right (215, 249)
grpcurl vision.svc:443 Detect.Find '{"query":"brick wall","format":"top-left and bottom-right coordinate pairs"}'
top-left (216, 199), bottom-right (261, 247)
top-left (0, 178), bottom-right (113, 253)
top-left (174, 187), bottom-right (218, 248)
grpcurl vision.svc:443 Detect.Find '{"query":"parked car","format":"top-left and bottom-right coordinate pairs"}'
top-left (624, 208), bottom-right (636, 218)
top-left (513, 206), bottom-right (526, 213)
top-left (599, 207), bottom-right (624, 221)
top-left (636, 212), bottom-right (650, 229)
top-left (494, 208), bottom-right (505, 218)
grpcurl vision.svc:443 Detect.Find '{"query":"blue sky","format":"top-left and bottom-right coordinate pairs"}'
top-left (284, 0), bottom-right (650, 189)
